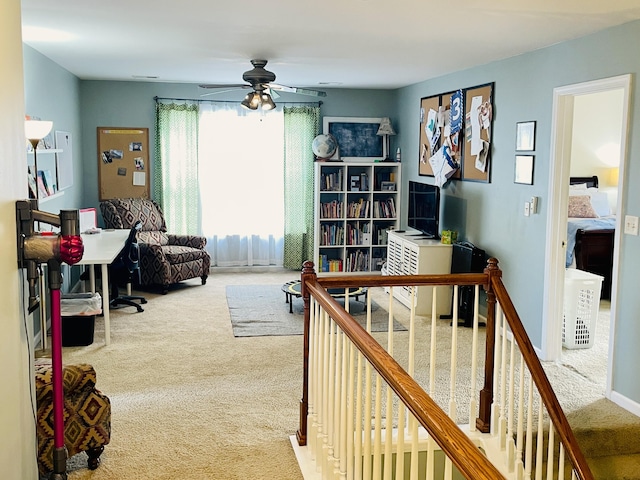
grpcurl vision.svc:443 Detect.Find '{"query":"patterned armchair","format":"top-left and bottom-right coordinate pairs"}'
top-left (100, 198), bottom-right (210, 294)
top-left (35, 359), bottom-right (111, 475)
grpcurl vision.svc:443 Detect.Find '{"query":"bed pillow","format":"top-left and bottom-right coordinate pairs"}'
top-left (569, 183), bottom-right (588, 191)
top-left (587, 190), bottom-right (611, 217)
top-left (568, 195), bottom-right (598, 218)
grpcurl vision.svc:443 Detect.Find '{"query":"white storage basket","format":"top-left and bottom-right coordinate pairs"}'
top-left (562, 269), bottom-right (603, 349)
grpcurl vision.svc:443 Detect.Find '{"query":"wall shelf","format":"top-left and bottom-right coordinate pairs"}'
top-left (27, 148), bottom-right (62, 155)
top-left (39, 191), bottom-right (65, 204)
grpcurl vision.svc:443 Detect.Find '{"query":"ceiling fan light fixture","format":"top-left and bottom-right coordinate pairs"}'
top-left (260, 92), bottom-right (276, 111)
top-left (241, 91), bottom-right (260, 110)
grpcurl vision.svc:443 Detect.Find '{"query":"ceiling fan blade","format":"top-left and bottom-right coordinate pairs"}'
top-left (265, 87), bottom-right (280, 100)
top-left (200, 88), bottom-right (247, 97)
top-left (199, 83), bottom-right (250, 89)
top-left (269, 83), bottom-right (327, 97)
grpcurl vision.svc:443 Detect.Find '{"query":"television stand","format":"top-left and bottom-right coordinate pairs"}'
top-left (384, 230), bottom-right (452, 316)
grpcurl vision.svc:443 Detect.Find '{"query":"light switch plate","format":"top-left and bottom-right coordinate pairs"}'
top-left (524, 202), bottom-right (530, 217)
top-left (624, 215), bottom-right (639, 235)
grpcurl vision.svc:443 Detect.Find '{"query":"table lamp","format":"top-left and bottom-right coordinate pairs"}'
top-left (377, 117), bottom-right (396, 161)
top-left (25, 119), bottom-right (53, 205)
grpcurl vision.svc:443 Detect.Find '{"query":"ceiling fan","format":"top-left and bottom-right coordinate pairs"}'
top-left (199, 59), bottom-right (326, 110)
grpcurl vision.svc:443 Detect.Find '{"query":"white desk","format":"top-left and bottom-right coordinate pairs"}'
top-left (77, 229), bottom-right (129, 345)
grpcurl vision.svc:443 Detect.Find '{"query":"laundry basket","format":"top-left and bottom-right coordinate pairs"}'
top-left (562, 269), bottom-right (603, 349)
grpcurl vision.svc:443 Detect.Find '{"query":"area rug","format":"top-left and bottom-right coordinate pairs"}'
top-left (226, 284), bottom-right (407, 337)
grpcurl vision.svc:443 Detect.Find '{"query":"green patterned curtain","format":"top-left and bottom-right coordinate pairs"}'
top-left (154, 102), bottom-right (200, 235)
top-left (283, 105), bottom-right (320, 270)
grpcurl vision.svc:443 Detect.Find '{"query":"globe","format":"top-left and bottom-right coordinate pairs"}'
top-left (312, 134), bottom-right (338, 159)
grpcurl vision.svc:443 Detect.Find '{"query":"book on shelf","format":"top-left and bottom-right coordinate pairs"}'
top-left (38, 170), bottom-right (55, 196)
top-left (36, 172), bottom-right (49, 197)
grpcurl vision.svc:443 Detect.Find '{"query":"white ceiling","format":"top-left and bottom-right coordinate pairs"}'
top-left (21, 0), bottom-right (640, 91)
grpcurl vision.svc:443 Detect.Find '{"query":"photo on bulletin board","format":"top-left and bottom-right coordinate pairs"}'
top-left (97, 127), bottom-right (150, 200)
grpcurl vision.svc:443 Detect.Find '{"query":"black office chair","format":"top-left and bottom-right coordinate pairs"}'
top-left (109, 220), bottom-right (147, 312)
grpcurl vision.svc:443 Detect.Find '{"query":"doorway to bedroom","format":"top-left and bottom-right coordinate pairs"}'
top-left (542, 74), bottom-right (631, 399)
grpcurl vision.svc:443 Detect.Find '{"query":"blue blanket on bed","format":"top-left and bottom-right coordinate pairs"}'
top-left (566, 216), bottom-right (616, 267)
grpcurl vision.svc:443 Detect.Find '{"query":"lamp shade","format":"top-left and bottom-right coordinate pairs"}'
top-left (25, 120), bottom-right (53, 141)
top-left (377, 117), bottom-right (396, 136)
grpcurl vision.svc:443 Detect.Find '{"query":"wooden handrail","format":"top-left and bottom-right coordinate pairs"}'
top-left (490, 274), bottom-right (594, 480)
top-left (299, 264), bottom-right (506, 479)
top-left (296, 259), bottom-right (594, 480)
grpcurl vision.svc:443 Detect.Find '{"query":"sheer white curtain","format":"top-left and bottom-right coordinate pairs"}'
top-left (198, 103), bottom-right (284, 267)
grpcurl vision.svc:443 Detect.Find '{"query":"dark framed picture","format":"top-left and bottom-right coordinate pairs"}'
top-left (381, 181), bottom-right (396, 191)
top-left (323, 116), bottom-right (383, 162)
top-left (514, 155), bottom-right (535, 185)
top-left (516, 121), bottom-right (536, 151)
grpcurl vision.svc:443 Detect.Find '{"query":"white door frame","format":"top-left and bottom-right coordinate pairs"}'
top-left (541, 74), bottom-right (631, 397)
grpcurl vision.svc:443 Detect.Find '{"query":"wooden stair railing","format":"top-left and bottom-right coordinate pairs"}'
top-left (296, 258), bottom-right (595, 480)
top-left (484, 258), bottom-right (594, 480)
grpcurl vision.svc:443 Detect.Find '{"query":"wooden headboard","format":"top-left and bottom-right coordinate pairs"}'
top-left (570, 175), bottom-right (598, 188)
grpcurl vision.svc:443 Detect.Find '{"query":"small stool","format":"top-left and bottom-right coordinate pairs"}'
top-left (282, 280), bottom-right (368, 313)
top-left (35, 358), bottom-right (111, 475)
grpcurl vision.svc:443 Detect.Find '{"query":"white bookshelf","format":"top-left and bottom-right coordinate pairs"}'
top-left (314, 161), bottom-right (400, 274)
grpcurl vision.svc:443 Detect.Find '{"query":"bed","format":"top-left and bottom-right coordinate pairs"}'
top-left (567, 176), bottom-right (615, 299)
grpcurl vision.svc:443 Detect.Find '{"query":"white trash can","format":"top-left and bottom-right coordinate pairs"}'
top-left (562, 269), bottom-right (603, 349)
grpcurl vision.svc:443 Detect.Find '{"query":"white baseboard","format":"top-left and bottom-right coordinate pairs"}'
top-left (609, 390), bottom-right (640, 417)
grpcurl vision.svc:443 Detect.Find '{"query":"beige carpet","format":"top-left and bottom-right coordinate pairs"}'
top-left (49, 269), bottom-right (629, 479)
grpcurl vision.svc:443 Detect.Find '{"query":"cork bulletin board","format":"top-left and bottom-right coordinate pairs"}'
top-left (418, 82), bottom-right (494, 183)
top-left (462, 83), bottom-right (493, 182)
top-left (418, 91), bottom-right (461, 180)
top-left (97, 127), bottom-right (150, 201)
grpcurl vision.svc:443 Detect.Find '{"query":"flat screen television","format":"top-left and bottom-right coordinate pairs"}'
top-left (407, 181), bottom-right (440, 239)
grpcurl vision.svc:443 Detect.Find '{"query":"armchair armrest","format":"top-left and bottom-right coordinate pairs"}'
top-left (139, 243), bottom-right (171, 268)
top-left (168, 234), bottom-right (207, 250)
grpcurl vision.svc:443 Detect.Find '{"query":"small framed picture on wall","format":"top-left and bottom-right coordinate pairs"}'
top-left (516, 121), bottom-right (536, 151)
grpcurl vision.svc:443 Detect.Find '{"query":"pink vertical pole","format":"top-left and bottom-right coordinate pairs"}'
top-left (49, 287), bottom-right (65, 449)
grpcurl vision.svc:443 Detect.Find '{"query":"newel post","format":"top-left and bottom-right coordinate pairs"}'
top-left (296, 260), bottom-right (317, 446)
top-left (476, 257), bottom-right (502, 433)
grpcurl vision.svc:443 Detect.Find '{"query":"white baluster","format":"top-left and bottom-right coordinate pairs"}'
top-left (373, 374), bottom-right (383, 480)
top-left (449, 285), bottom-right (459, 423)
top-left (491, 304), bottom-right (504, 436)
top-left (524, 376), bottom-right (534, 480)
top-left (558, 443), bottom-right (565, 480)
top-left (507, 336), bottom-right (517, 470)
top-left (499, 306), bottom-right (509, 449)
top-left (515, 352), bottom-right (526, 478)
top-left (469, 284), bottom-right (480, 432)
top-left (352, 343), bottom-right (361, 480)
top-left (333, 327), bottom-right (343, 478)
top-left (326, 319), bottom-right (336, 476)
top-left (309, 299), bottom-right (318, 459)
top-left (535, 401), bottom-right (544, 480)
top-left (546, 427), bottom-right (555, 480)
top-left (338, 333), bottom-right (348, 479)
top-left (383, 293), bottom-right (394, 480)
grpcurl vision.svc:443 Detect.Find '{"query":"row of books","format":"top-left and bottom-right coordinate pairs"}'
top-left (321, 171), bottom-right (343, 191)
top-left (372, 198), bottom-right (396, 218)
top-left (346, 222), bottom-right (370, 246)
top-left (347, 198), bottom-right (370, 218)
top-left (28, 168), bottom-right (55, 198)
top-left (319, 253), bottom-right (388, 273)
top-left (320, 200), bottom-right (343, 219)
top-left (345, 250), bottom-right (369, 272)
top-left (319, 224), bottom-right (344, 246)
top-left (318, 255), bottom-right (343, 272)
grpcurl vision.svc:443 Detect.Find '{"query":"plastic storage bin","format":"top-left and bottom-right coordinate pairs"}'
top-left (562, 269), bottom-right (603, 349)
top-left (61, 293), bottom-right (102, 346)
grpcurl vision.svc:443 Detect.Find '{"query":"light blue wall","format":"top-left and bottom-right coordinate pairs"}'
top-left (78, 81), bottom-right (397, 211)
top-left (23, 45), bottom-right (83, 213)
top-left (23, 20), bottom-right (640, 405)
top-left (396, 21), bottom-right (640, 403)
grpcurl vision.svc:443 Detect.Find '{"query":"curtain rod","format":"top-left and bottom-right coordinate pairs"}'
top-left (154, 96), bottom-right (322, 106)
